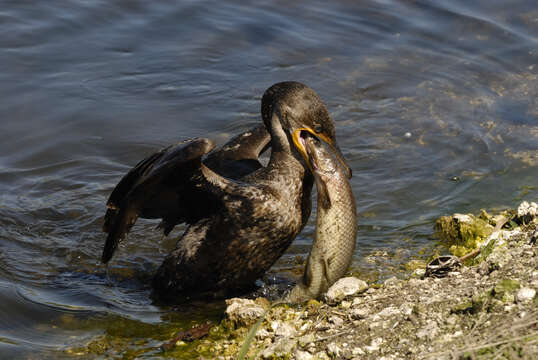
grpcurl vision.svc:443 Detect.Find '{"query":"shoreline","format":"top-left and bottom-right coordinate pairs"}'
top-left (65, 202), bottom-right (537, 359)
top-left (203, 202), bottom-right (537, 359)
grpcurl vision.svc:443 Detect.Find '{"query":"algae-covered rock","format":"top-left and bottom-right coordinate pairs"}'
top-left (492, 279), bottom-right (520, 303)
top-left (434, 213), bottom-right (494, 256)
top-left (260, 337), bottom-right (296, 359)
top-left (225, 298), bottom-right (266, 327)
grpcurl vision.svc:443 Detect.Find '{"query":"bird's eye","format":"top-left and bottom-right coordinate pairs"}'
top-left (314, 124), bottom-right (322, 133)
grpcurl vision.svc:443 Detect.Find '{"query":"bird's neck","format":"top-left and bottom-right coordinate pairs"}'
top-left (267, 113), bottom-right (292, 154)
top-left (264, 112), bottom-right (311, 184)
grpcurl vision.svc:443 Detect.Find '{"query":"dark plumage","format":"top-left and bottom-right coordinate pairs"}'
top-left (101, 81), bottom-right (350, 298)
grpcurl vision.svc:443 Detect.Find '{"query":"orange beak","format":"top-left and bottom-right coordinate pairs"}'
top-left (292, 127), bottom-right (352, 178)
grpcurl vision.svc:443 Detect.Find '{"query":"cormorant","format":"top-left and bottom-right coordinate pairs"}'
top-left (101, 81), bottom-right (350, 298)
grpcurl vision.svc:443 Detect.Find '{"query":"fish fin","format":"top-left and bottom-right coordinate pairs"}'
top-left (303, 256), bottom-right (313, 287)
top-left (316, 179), bottom-right (332, 210)
top-left (321, 255), bottom-right (331, 292)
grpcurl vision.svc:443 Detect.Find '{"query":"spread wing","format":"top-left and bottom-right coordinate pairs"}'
top-left (102, 138), bottom-right (222, 263)
top-left (101, 126), bottom-right (271, 264)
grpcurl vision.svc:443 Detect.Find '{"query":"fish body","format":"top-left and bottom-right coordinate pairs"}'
top-left (287, 135), bottom-right (357, 302)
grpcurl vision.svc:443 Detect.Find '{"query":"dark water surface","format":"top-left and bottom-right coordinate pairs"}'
top-left (1, 0), bottom-right (537, 357)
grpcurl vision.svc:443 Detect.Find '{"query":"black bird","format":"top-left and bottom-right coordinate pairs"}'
top-left (101, 81), bottom-right (350, 298)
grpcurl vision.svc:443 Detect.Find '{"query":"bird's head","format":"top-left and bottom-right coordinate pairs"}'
top-left (261, 81), bottom-right (351, 178)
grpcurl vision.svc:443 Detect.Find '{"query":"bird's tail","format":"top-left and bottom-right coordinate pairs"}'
top-left (101, 205), bottom-right (138, 263)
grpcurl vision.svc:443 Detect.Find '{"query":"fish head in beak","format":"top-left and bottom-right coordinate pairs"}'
top-left (259, 81), bottom-right (351, 178)
top-left (292, 127), bottom-right (352, 179)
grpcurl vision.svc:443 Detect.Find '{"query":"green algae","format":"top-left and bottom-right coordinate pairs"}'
top-left (492, 279), bottom-right (520, 303)
top-left (434, 214), bottom-right (494, 257)
top-left (403, 259), bottom-right (427, 271)
top-left (60, 302), bottom-right (227, 359)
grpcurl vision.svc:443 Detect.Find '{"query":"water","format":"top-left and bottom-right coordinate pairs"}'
top-left (1, 0), bottom-right (537, 357)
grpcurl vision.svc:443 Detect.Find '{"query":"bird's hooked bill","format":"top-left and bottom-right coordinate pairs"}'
top-left (292, 128), bottom-right (352, 179)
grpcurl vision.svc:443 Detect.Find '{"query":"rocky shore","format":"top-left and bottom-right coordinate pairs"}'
top-left (65, 202), bottom-right (537, 359)
top-left (192, 202), bottom-right (537, 359)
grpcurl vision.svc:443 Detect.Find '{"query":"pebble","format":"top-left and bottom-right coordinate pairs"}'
top-left (261, 338), bottom-right (296, 359)
top-left (295, 350), bottom-right (314, 360)
top-left (351, 297), bottom-right (364, 307)
top-left (327, 342), bottom-right (342, 357)
top-left (377, 306), bottom-right (401, 318)
top-left (413, 268), bottom-right (426, 277)
top-left (297, 334), bottom-right (315, 347)
top-left (516, 287), bottom-right (536, 303)
top-left (517, 201), bottom-right (537, 217)
top-left (399, 303), bottom-right (413, 316)
top-left (350, 307), bottom-right (369, 319)
top-left (384, 276), bottom-right (400, 286)
top-left (314, 351), bottom-right (330, 360)
top-left (365, 337), bottom-right (383, 353)
top-left (329, 315), bottom-right (344, 327)
top-left (445, 314), bottom-right (459, 326)
top-left (416, 321), bottom-right (439, 340)
top-left (271, 320), bottom-right (297, 337)
top-left (255, 328), bottom-right (271, 339)
top-left (408, 278), bottom-right (423, 286)
top-left (325, 277), bottom-right (368, 302)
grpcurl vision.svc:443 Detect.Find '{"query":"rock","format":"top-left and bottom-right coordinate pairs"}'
top-left (225, 298), bottom-right (265, 327)
top-left (255, 328), bottom-right (272, 340)
top-left (384, 276), bottom-right (400, 286)
top-left (486, 250), bottom-right (513, 269)
top-left (327, 342), bottom-right (342, 357)
top-left (493, 279), bottom-right (520, 303)
top-left (328, 315), bottom-right (344, 327)
top-left (434, 213), bottom-right (494, 257)
top-left (365, 337), bottom-right (383, 353)
top-left (314, 351), bottom-right (330, 360)
top-left (399, 303), bottom-right (413, 317)
top-left (324, 277), bottom-right (368, 302)
top-left (416, 321), bottom-right (439, 340)
top-left (261, 338), bottom-right (296, 359)
top-left (413, 268), bottom-right (426, 277)
top-left (377, 306), bottom-right (401, 318)
top-left (295, 349), bottom-right (314, 360)
top-left (350, 307), bottom-right (369, 320)
top-left (516, 287), bottom-right (536, 303)
top-left (517, 201), bottom-right (537, 217)
top-left (271, 320), bottom-right (297, 337)
top-left (297, 334), bottom-right (315, 347)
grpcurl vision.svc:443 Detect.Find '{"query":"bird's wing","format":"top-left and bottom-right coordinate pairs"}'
top-left (102, 138), bottom-right (234, 263)
top-left (203, 125), bottom-right (271, 179)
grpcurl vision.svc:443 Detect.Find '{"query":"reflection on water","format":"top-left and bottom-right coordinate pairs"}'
top-left (1, 0), bottom-right (537, 357)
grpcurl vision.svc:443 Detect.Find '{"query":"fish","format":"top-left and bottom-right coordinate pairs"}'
top-left (286, 134), bottom-right (357, 302)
